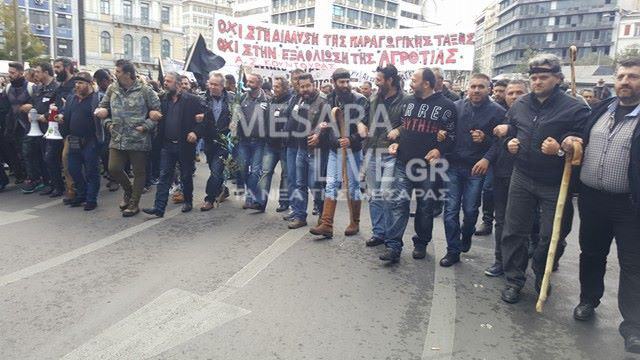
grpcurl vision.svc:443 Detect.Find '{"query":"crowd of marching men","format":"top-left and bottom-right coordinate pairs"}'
top-left (0, 54), bottom-right (639, 354)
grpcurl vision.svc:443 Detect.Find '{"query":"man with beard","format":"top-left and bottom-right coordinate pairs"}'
top-left (254, 76), bottom-right (291, 213)
top-left (359, 81), bottom-right (373, 100)
top-left (60, 72), bottom-right (104, 210)
top-left (95, 59), bottom-right (162, 217)
top-left (562, 57), bottom-right (640, 354)
top-left (310, 68), bottom-right (368, 237)
top-left (381, 67), bottom-right (457, 263)
top-left (143, 72), bottom-right (204, 217)
top-left (484, 80), bottom-right (528, 277)
top-left (236, 73), bottom-right (269, 209)
top-left (282, 68), bottom-right (304, 221)
top-left (54, 57), bottom-right (77, 202)
top-left (499, 54), bottom-right (590, 304)
top-left (32, 62), bottom-right (63, 197)
top-left (491, 80), bottom-right (509, 109)
top-left (286, 73), bottom-right (330, 229)
top-left (200, 72), bottom-right (233, 211)
top-left (1, 62), bottom-right (32, 191)
top-left (440, 74), bottom-right (505, 267)
top-left (358, 64), bottom-right (406, 247)
top-left (93, 69), bottom-right (119, 192)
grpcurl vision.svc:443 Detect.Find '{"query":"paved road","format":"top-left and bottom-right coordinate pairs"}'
top-left (0, 162), bottom-right (638, 360)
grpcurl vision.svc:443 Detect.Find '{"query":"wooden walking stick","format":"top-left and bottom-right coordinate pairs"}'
top-left (536, 141), bottom-right (582, 313)
top-left (332, 107), bottom-right (353, 220)
top-left (569, 45), bottom-right (578, 97)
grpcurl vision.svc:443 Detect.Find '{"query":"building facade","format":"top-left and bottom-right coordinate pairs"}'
top-left (80, 0), bottom-right (185, 72)
top-left (474, 2), bottom-right (499, 75)
top-left (7, 0), bottom-right (80, 59)
top-left (492, 0), bottom-right (636, 75)
top-left (182, 0), bottom-right (231, 50)
top-left (269, 0), bottom-right (433, 30)
top-left (614, 6), bottom-right (640, 55)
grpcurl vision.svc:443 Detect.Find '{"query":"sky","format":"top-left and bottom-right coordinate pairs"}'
top-left (422, 0), bottom-right (494, 29)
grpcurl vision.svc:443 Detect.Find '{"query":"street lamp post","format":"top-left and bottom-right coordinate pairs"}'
top-left (13, 0), bottom-right (23, 63)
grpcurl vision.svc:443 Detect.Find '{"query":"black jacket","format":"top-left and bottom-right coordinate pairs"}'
top-left (159, 92), bottom-right (205, 153)
top-left (579, 97), bottom-right (640, 214)
top-left (32, 80), bottom-right (60, 133)
top-left (448, 97), bottom-right (505, 167)
top-left (202, 90), bottom-right (233, 154)
top-left (505, 86), bottom-right (590, 185)
top-left (364, 89), bottom-right (407, 150)
top-left (287, 91), bottom-right (330, 149)
top-left (325, 90), bottom-right (369, 152)
top-left (61, 92), bottom-right (104, 142)
top-left (267, 91), bottom-right (292, 148)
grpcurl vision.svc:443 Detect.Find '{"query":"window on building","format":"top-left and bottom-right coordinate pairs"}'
top-left (57, 14), bottom-right (71, 28)
top-left (123, 0), bottom-right (132, 20)
top-left (625, 24), bottom-right (631, 36)
top-left (123, 34), bottom-right (133, 59)
top-left (333, 5), bottom-right (344, 17)
top-left (635, 24), bottom-right (640, 37)
top-left (347, 9), bottom-right (358, 21)
top-left (387, 2), bottom-right (397, 13)
top-left (307, 8), bottom-right (314, 19)
top-left (386, 17), bottom-right (396, 28)
top-left (57, 39), bottom-right (72, 57)
top-left (375, 0), bottom-right (385, 11)
top-left (140, 3), bottom-right (149, 24)
top-left (101, 31), bottom-right (111, 53)
top-left (141, 36), bottom-right (150, 61)
top-left (161, 39), bottom-right (171, 59)
top-left (162, 6), bottom-right (171, 25)
top-left (100, 0), bottom-right (110, 15)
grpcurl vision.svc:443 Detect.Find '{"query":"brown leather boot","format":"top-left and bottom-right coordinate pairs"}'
top-left (344, 200), bottom-right (361, 236)
top-left (309, 199), bottom-right (337, 237)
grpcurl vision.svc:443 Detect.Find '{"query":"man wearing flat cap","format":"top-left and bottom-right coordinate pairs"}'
top-left (496, 54), bottom-right (590, 304)
top-left (59, 72), bottom-right (105, 211)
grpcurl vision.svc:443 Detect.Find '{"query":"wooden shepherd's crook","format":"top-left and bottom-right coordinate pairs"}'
top-left (332, 107), bottom-right (353, 220)
top-left (536, 141), bottom-right (583, 313)
top-left (569, 45), bottom-right (578, 97)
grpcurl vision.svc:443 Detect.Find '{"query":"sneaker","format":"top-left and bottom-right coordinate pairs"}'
top-left (39, 185), bottom-right (54, 196)
top-left (501, 286), bottom-right (521, 304)
top-left (49, 189), bottom-right (64, 198)
top-left (288, 219), bottom-right (307, 229)
top-left (282, 212), bottom-right (295, 221)
top-left (484, 263), bottom-right (504, 277)
top-left (34, 183), bottom-right (46, 192)
top-left (21, 180), bottom-right (40, 194)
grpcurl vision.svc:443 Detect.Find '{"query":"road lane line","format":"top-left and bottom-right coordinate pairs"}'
top-left (422, 238), bottom-right (457, 360)
top-left (0, 208), bottom-right (182, 287)
top-left (62, 225), bottom-right (309, 359)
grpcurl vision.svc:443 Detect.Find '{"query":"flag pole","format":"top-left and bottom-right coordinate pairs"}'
top-left (184, 34), bottom-right (200, 71)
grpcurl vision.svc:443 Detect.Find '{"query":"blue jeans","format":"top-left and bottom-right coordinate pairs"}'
top-left (365, 150), bottom-right (396, 240)
top-left (205, 147), bottom-right (227, 203)
top-left (443, 164), bottom-right (485, 255)
top-left (325, 149), bottom-right (362, 200)
top-left (288, 146), bottom-right (310, 221)
top-left (385, 160), bottom-right (437, 253)
top-left (154, 142), bottom-right (194, 212)
top-left (237, 138), bottom-right (265, 205)
top-left (67, 138), bottom-right (101, 203)
top-left (257, 144), bottom-right (288, 207)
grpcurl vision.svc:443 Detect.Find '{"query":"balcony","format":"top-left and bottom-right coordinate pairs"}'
top-left (112, 15), bottom-right (160, 29)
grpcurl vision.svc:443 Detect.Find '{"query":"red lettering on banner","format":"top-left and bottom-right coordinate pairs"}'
top-left (446, 49), bottom-right (458, 64)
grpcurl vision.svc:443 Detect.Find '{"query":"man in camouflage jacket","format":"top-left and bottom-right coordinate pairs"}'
top-left (95, 60), bottom-right (161, 217)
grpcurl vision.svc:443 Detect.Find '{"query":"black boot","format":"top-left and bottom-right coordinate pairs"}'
top-left (379, 248), bottom-right (400, 263)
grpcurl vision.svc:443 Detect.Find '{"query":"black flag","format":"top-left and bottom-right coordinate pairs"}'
top-left (157, 58), bottom-right (165, 84)
top-left (184, 34), bottom-right (226, 88)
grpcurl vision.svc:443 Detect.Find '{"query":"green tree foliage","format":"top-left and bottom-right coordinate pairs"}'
top-left (0, 2), bottom-right (46, 61)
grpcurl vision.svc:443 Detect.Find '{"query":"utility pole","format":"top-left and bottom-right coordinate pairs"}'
top-left (13, 0), bottom-right (23, 63)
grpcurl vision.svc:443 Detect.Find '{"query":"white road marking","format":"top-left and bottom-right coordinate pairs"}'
top-left (62, 226), bottom-right (309, 359)
top-left (422, 238), bottom-right (457, 360)
top-left (0, 210), bottom-right (39, 226)
top-left (0, 208), bottom-right (182, 287)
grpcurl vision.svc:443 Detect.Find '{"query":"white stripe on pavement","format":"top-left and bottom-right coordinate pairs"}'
top-left (422, 238), bottom-right (457, 360)
top-left (0, 208), bottom-right (182, 287)
top-left (63, 225), bottom-right (309, 359)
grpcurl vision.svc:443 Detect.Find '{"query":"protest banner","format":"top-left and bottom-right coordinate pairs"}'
top-left (211, 14), bottom-right (475, 73)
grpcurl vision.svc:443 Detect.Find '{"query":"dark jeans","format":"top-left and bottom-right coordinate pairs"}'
top-left (45, 139), bottom-right (64, 192)
top-left (67, 138), bottom-right (101, 203)
top-left (0, 132), bottom-right (25, 180)
top-left (237, 138), bottom-right (265, 205)
top-left (578, 185), bottom-right (640, 338)
top-left (501, 168), bottom-right (560, 290)
top-left (154, 142), bottom-right (194, 212)
top-left (443, 164), bottom-right (484, 255)
top-left (146, 134), bottom-right (162, 186)
top-left (22, 135), bottom-right (47, 182)
top-left (492, 175), bottom-right (511, 265)
top-left (480, 168), bottom-right (494, 225)
top-left (385, 160), bottom-right (436, 253)
top-left (204, 147), bottom-right (228, 203)
top-left (257, 144), bottom-right (288, 208)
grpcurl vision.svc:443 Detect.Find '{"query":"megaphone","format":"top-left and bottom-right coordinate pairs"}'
top-left (44, 121), bottom-right (63, 140)
top-left (27, 108), bottom-right (44, 137)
